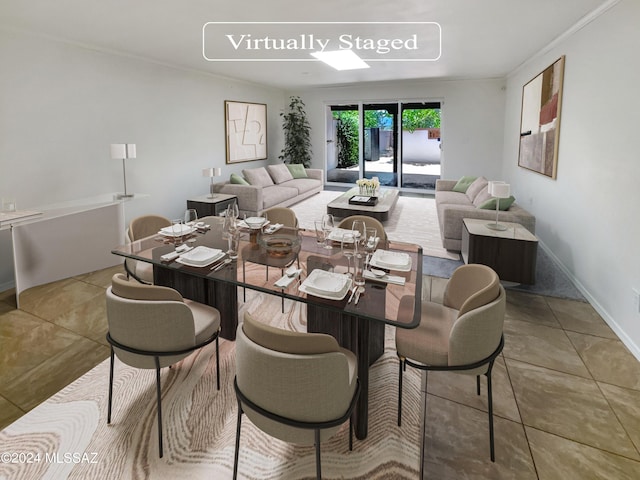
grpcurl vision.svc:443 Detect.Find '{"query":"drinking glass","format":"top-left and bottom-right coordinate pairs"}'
top-left (353, 253), bottom-right (366, 289)
top-left (171, 219), bottom-right (183, 246)
top-left (341, 232), bottom-right (356, 277)
top-left (363, 227), bottom-right (378, 267)
top-left (227, 229), bottom-right (239, 259)
top-left (184, 208), bottom-right (198, 225)
top-left (314, 220), bottom-right (326, 245)
top-left (227, 202), bottom-right (239, 221)
top-left (351, 220), bottom-right (366, 249)
top-left (321, 214), bottom-right (334, 249)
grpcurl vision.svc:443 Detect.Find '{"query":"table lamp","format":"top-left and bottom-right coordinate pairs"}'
top-left (110, 143), bottom-right (136, 199)
top-left (203, 167), bottom-right (222, 198)
top-left (487, 181), bottom-right (511, 231)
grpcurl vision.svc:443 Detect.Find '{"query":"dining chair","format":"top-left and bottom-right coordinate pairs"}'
top-left (337, 215), bottom-right (388, 245)
top-left (263, 206), bottom-right (299, 228)
top-left (233, 312), bottom-right (360, 480)
top-left (125, 214), bottom-right (171, 284)
top-left (395, 264), bottom-right (505, 461)
top-left (105, 273), bottom-right (221, 458)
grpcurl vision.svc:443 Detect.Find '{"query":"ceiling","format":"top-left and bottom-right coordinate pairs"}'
top-left (0, 0), bottom-right (609, 89)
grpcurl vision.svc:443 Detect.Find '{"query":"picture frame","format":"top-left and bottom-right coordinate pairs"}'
top-left (224, 101), bottom-right (267, 164)
top-left (517, 56), bottom-right (565, 179)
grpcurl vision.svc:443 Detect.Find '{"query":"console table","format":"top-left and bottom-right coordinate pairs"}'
top-left (461, 218), bottom-right (538, 284)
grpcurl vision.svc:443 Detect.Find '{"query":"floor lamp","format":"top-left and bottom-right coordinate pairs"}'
top-left (111, 144), bottom-right (136, 199)
top-left (486, 181), bottom-right (511, 231)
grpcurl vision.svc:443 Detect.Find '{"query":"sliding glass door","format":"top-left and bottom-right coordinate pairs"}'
top-left (363, 103), bottom-right (398, 187)
top-left (400, 102), bottom-right (441, 190)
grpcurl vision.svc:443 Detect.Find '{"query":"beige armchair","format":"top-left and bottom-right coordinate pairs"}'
top-left (233, 312), bottom-right (359, 479)
top-left (263, 206), bottom-right (299, 228)
top-left (124, 214), bottom-right (170, 284)
top-left (396, 264), bottom-right (505, 461)
top-left (105, 273), bottom-right (221, 457)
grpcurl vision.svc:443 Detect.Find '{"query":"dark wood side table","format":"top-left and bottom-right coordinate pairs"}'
top-left (461, 218), bottom-right (538, 284)
top-left (187, 194), bottom-right (237, 218)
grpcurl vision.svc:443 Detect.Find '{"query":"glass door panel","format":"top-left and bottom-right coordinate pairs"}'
top-left (327, 105), bottom-right (359, 184)
top-left (400, 102), bottom-right (441, 190)
top-left (363, 103), bottom-right (398, 187)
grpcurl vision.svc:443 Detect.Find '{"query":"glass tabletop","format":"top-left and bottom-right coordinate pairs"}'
top-left (111, 217), bottom-right (422, 329)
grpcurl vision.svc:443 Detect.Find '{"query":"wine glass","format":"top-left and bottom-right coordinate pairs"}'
top-left (341, 232), bottom-right (356, 277)
top-left (363, 227), bottom-right (378, 267)
top-left (351, 220), bottom-right (366, 249)
top-left (227, 202), bottom-right (239, 221)
top-left (184, 209), bottom-right (198, 225)
top-left (321, 214), bottom-right (334, 249)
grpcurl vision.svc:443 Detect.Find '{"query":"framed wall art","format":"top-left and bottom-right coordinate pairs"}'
top-left (518, 56), bottom-right (565, 179)
top-left (224, 101), bottom-right (267, 164)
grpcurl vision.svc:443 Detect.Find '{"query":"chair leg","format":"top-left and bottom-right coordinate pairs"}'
top-left (477, 375), bottom-right (481, 395)
top-left (397, 357), bottom-right (404, 427)
top-left (154, 357), bottom-right (164, 458)
top-left (314, 429), bottom-right (322, 480)
top-left (215, 336), bottom-right (220, 391)
top-left (487, 371), bottom-right (496, 462)
top-left (107, 347), bottom-right (115, 424)
top-left (349, 415), bottom-right (353, 451)
top-left (233, 401), bottom-right (243, 480)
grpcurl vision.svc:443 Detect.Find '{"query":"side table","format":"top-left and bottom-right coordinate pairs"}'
top-left (461, 218), bottom-right (538, 284)
top-left (187, 194), bottom-right (237, 218)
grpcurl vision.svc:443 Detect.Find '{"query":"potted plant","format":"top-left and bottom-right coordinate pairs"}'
top-left (279, 96), bottom-right (312, 167)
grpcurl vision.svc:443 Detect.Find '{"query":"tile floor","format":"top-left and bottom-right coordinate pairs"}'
top-left (1, 268), bottom-right (639, 478)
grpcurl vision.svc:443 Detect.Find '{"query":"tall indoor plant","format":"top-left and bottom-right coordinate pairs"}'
top-left (279, 96), bottom-right (312, 167)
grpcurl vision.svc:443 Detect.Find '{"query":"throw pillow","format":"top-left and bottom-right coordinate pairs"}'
top-left (286, 164), bottom-right (308, 179)
top-left (267, 163), bottom-right (294, 184)
top-left (452, 175), bottom-right (477, 193)
top-left (242, 167), bottom-right (274, 187)
top-left (230, 173), bottom-right (249, 185)
top-left (478, 195), bottom-right (516, 211)
top-left (465, 176), bottom-right (489, 202)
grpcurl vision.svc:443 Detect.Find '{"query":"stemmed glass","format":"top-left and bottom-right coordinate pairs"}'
top-left (321, 214), bottom-right (334, 249)
top-left (184, 208), bottom-right (198, 226)
top-left (341, 232), bottom-right (356, 277)
top-left (351, 220), bottom-right (366, 250)
top-left (363, 227), bottom-right (378, 268)
top-left (222, 214), bottom-right (239, 259)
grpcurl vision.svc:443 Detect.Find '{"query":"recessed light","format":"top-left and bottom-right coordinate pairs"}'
top-left (310, 50), bottom-right (370, 71)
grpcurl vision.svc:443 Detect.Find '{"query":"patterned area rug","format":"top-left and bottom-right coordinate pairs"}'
top-left (0, 290), bottom-right (423, 479)
top-left (290, 190), bottom-right (459, 261)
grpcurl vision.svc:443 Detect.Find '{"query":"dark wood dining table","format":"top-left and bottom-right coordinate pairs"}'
top-left (111, 217), bottom-right (422, 440)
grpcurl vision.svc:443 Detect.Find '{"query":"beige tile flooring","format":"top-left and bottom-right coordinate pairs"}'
top-left (1, 268), bottom-right (640, 478)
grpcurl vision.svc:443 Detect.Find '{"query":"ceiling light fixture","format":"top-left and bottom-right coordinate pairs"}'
top-left (311, 50), bottom-right (370, 71)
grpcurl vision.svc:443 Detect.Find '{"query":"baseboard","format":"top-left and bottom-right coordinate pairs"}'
top-left (539, 241), bottom-right (640, 362)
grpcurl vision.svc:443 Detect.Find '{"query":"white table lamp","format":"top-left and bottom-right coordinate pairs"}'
top-left (203, 167), bottom-right (222, 198)
top-left (487, 181), bottom-right (511, 231)
top-left (111, 143), bottom-right (136, 198)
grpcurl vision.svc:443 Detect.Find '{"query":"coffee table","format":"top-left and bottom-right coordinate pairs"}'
top-left (326, 187), bottom-right (399, 221)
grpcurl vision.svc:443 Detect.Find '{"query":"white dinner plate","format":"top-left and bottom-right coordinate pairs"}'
top-left (176, 250), bottom-right (225, 268)
top-left (179, 246), bottom-right (222, 266)
top-left (159, 224), bottom-right (195, 237)
top-left (370, 250), bottom-right (412, 272)
top-left (299, 270), bottom-right (351, 300)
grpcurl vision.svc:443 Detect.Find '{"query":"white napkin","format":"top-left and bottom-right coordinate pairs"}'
top-left (265, 223), bottom-right (283, 234)
top-left (274, 268), bottom-right (302, 288)
top-left (363, 270), bottom-right (406, 285)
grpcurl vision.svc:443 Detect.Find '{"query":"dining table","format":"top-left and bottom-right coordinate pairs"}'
top-left (111, 217), bottom-right (422, 440)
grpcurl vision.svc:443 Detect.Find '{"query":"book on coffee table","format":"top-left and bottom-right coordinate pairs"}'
top-left (349, 195), bottom-right (378, 206)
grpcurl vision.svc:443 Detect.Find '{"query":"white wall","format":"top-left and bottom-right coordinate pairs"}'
top-left (502, 0), bottom-right (640, 356)
top-left (0, 29), bottom-right (285, 290)
top-left (288, 78), bottom-right (506, 181)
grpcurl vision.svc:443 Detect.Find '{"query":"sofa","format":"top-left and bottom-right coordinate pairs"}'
top-left (436, 177), bottom-right (536, 251)
top-left (212, 164), bottom-right (323, 217)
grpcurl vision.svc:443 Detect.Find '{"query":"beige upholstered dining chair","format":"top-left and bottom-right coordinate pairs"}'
top-left (396, 264), bottom-right (505, 462)
top-left (125, 214), bottom-right (170, 284)
top-left (233, 312), bottom-right (360, 480)
top-left (105, 273), bottom-right (221, 458)
top-left (337, 215), bottom-right (388, 245)
top-left (263, 206), bottom-right (299, 228)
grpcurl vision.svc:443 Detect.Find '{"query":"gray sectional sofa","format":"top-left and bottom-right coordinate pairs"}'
top-left (436, 177), bottom-right (536, 251)
top-left (212, 164), bottom-right (323, 217)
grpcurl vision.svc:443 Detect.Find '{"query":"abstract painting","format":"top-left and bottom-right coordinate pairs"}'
top-left (225, 101), bottom-right (267, 163)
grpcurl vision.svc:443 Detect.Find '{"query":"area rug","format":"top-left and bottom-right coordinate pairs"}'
top-left (290, 190), bottom-right (459, 261)
top-left (0, 290), bottom-right (423, 480)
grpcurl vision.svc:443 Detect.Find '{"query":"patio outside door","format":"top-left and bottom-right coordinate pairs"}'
top-left (363, 103), bottom-right (398, 187)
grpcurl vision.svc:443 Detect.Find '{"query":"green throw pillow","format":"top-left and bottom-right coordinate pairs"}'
top-left (478, 195), bottom-right (516, 211)
top-left (286, 164), bottom-right (308, 179)
top-left (230, 173), bottom-right (249, 185)
top-left (452, 176), bottom-right (477, 193)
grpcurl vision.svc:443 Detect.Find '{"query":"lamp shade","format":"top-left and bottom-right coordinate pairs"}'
top-left (489, 181), bottom-right (510, 198)
top-left (202, 167), bottom-right (222, 178)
